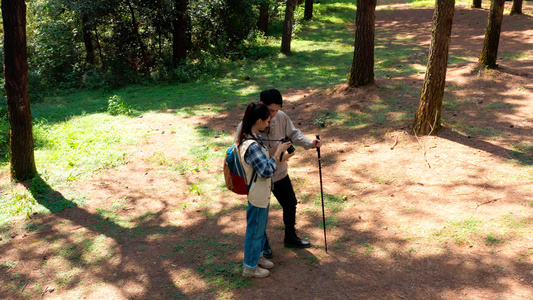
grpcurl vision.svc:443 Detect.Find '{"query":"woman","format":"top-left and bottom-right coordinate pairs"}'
top-left (237, 102), bottom-right (291, 278)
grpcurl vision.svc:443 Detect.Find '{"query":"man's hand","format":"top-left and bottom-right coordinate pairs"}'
top-left (312, 138), bottom-right (322, 148)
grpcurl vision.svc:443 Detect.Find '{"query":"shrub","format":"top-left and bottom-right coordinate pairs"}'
top-left (107, 95), bottom-right (132, 116)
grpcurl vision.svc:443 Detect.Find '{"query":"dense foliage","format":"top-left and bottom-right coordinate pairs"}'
top-left (0, 0), bottom-right (291, 99)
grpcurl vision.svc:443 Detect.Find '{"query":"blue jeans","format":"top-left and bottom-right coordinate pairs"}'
top-left (243, 202), bottom-right (269, 269)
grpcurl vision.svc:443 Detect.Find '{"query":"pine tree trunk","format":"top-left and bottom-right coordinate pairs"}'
top-left (2, 0), bottom-right (37, 181)
top-left (94, 24), bottom-right (105, 67)
top-left (348, 0), bottom-right (376, 87)
top-left (478, 0), bottom-right (505, 69)
top-left (472, 0), bottom-right (482, 8)
top-left (82, 13), bottom-right (95, 66)
top-left (173, 0), bottom-right (188, 65)
top-left (281, 0), bottom-right (297, 55)
top-left (412, 0), bottom-right (455, 136)
top-left (304, 0), bottom-right (313, 20)
top-left (510, 0), bottom-right (522, 15)
top-left (257, 1), bottom-right (269, 35)
top-left (126, 0), bottom-right (150, 69)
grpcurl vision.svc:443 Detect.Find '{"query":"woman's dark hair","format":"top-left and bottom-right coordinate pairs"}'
top-left (259, 89), bottom-right (283, 107)
top-left (237, 103), bottom-right (270, 144)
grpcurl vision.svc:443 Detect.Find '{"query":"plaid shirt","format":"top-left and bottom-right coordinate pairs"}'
top-left (244, 135), bottom-right (277, 179)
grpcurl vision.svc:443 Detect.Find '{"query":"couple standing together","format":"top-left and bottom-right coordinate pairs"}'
top-left (234, 89), bottom-right (322, 278)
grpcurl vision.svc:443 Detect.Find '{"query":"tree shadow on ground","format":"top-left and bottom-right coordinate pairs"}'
top-left (439, 127), bottom-right (533, 166)
top-left (232, 200), bottom-right (533, 299)
top-left (0, 175), bottom-right (254, 299)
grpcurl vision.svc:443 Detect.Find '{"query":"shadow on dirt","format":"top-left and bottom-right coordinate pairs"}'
top-left (439, 127), bottom-right (533, 165)
top-left (3, 168), bottom-right (532, 299)
top-left (0, 175), bottom-right (253, 299)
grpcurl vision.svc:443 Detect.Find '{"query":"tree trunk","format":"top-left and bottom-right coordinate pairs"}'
top-left (126, 0), bottom-right (150, 69)
top-left (472, 0), bottom-right (482, 8)
top-left (348, 0), bottom-right (377, 87)
top-left (82, 13), bottom-right (95, 66)
top-left (478, 0), bottom-right (505, 69)
top-left (2, 0), bottom-right (37, 181)
top-left (304, 0), bottom-right (313, 20)
top-left (510, 0), bottom-right (522, 15)
top-left (412, 0), bottom-right (455, 136)
top-left (94, 24), bottom-right (105, 67)
top-left (173, 0), bottom-right (188, 65)
top-left (281, 0), bottom-right (297, 55)
top-left (257, 1), bottom-right (269, 35)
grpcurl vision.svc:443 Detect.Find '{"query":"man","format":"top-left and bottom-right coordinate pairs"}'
top-left (235, 89), bottom-right (321, 257)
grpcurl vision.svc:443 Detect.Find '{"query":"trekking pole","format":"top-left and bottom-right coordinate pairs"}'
top-left (316, 135), bottom-right (327, 253)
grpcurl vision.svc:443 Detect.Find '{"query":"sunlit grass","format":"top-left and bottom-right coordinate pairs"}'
top-left (33, 114), bottom-right (135, 184)
top-left (430, 213), bottom-right (533, 247)
top-left (405, 0), bottom-right (436, 7)
top-left (500, 51), bottom-right (532, 60)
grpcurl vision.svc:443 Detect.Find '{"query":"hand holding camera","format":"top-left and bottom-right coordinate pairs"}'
top-left (281, 136), bottom-right (296, 154)
top-left (274, 136), bottom-right (295, 163)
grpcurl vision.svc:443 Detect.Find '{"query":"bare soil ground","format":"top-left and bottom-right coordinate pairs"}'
top-left (2, 2), bottom-right (533, 299)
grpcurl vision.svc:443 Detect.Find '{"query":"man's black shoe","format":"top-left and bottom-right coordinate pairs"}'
top-left (263, 236), bottom-right (273, 258)
top-left (284, 236), bottom-right (312, 249)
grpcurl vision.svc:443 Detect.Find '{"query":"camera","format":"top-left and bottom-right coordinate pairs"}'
top-left (281, 136), bottom-right (295, 154)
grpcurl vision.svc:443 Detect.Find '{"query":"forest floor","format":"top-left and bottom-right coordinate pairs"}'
top-left (2, 2), bottom-right (533, 300)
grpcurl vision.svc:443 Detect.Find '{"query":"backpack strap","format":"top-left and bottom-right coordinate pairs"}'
top-left (240, 138), bottom-right (258, 190)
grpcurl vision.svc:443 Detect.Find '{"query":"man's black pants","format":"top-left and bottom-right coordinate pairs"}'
top-left (272, 175), bottom-right (297, 238)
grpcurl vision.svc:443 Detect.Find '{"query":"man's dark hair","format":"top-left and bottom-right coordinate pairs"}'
top-left (260, 89), bottom-right (283, 107)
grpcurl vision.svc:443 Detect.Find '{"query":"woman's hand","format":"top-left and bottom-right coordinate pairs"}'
top-left (276, 141), bottom-right (291, 153)
top-left (273, 141), bottom-right (291, 161)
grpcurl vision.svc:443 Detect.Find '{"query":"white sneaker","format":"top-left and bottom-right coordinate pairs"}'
top-left (258, 257), bottom-right (274, 269)
top-left (243, 266), bottom-right (270, 278)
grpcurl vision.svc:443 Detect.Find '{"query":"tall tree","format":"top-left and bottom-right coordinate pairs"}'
top-left (347, 0), bottom-right (377, 87)
top-left (173, 0), bottom-right (188, 65)
top-left (125, 0), bottom-right (151, 69)
top-left (281, 0), bottom-right (297, 55)
top-left (304, 0), bottom-right (313, 20)
top-left (2, 0), bottom-right (37, 181)
top-left (478, 0), bottom-right (505, 69)
top-left (81, 12), bottom-right (96, 65)
top-left (412, 0), bottom-right (455, 135)
top-left (257, 0), bottom-right (270, 35)
top-left (510, 0), bottom-right (522, 15)
top-left (472, 0), bottom-right (481, 8)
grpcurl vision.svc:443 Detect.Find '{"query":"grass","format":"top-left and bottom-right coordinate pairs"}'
top-left (314, 193), bottom-right (346, 212)
top-left (429, 213), bottom-right (533, 247)
top-left (174, 234), bottom-right (251, 296)
top-left (32, 113), bottom-right (134, 183)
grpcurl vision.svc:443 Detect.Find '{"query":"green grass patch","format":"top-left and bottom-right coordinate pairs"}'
top-left (512, 142), bottom-right (533, 155)
top-left (405, 0), bottom-right (436, 6)
top-left (484, 102), bottom-right (516, 110)
top-left (431, 214), bottom-right (533, 246)
top-left (448, 121), bottom-right (505, 140)
top-left (33, 113), bottom-right (134, 183)
top-left (314, 193), bottom-right (346, 212)
top-left (500, 51), bottom-right (532, 60)
top-left (1, 260), bottom-right (19, 269)
top-left (351, 239), bottom-right (376, 255)
top-left (435, 216), bottom-right (481, 245)
top-left (172, 234), bottom-right (251, 295)
top-left (484, 233), bottom-right (503, 246)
